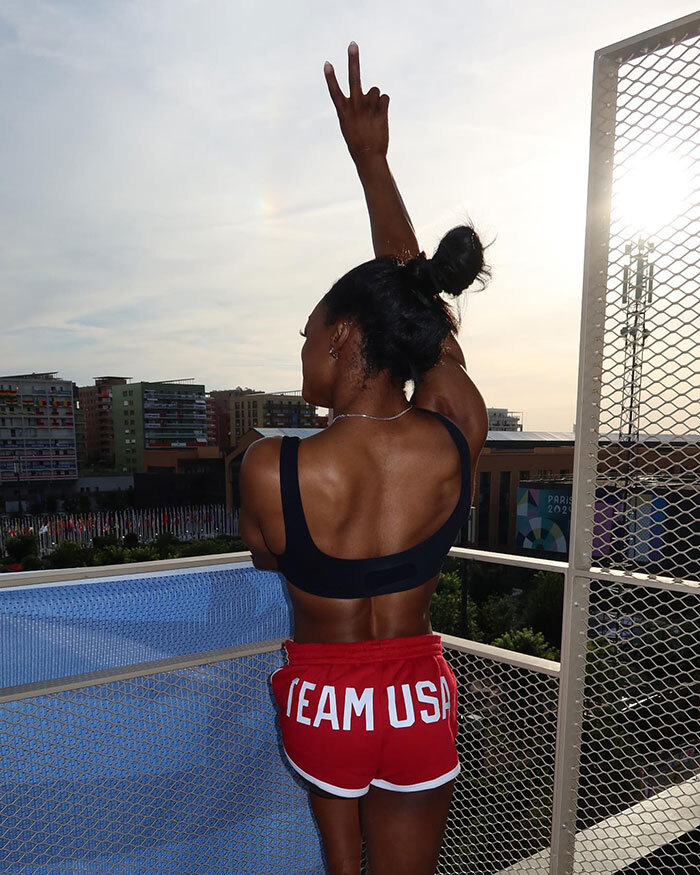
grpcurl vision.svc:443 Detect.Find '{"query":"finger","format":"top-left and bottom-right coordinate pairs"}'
top-left (378, 93), bottom-right (390, 113)
top-left (324, 61), bottom-right (347, 111)
top-left (348, 41), bottom-right (362, 98)
top-left (366, 86), bottom-right (380, 108)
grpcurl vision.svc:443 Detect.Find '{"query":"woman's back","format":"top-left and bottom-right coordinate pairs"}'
top-left (252, 405), bottom-right (478, 642)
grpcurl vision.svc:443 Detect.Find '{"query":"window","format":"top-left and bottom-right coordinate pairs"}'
top-left (498, 471), bottom-right (511, 545)
top-left (477, 471), bottom-right (491, 548)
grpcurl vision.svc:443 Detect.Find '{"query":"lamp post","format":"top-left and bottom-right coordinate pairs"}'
top-left (12, 459), bottom-right (23, 515)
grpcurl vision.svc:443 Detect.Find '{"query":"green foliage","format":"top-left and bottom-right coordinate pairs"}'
top-left (124, 546), bottom-right (159, 562)
top-left (93, 545), bottom-right (127, 565)
top-left (477, 594), bottom-right (517, 642)
top-left (20, 555), bottom-right (43, 571)
top-left (520, 571), bottom-right (565, 648)
top-left (467, 559), bottom-right (528, 603)
top-left (430, 571), bottom-right (484, 640)
top-left (490, 626), bottom-right (560, 660)
top-left (4, 534), bottom-right (39, 563)
top-left (154, 532), bottom-right (181, 559)
top-left (43, 541), bottom-right (93, 569)
top-left (122, 532), bottom-right (139, 548)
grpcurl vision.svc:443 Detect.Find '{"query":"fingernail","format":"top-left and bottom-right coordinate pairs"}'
top-left (349, 41), bottom-right (357, 49)
top-left (324, 61), bottom-right (332, 70)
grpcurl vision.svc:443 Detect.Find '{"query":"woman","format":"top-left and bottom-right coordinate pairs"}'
top-left (240, 43), bottom-right (489, 875)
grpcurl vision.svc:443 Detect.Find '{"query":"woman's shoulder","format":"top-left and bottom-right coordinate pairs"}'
top-left (240, 435), bottom-right (285, 485)
top-left (411, 367), bottom-right (489, 463)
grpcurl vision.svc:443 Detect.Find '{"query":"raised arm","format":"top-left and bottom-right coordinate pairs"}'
top-left (324, 44), bottom-right (488, 463)
top-left (324, 43), bottom-right (419, 261)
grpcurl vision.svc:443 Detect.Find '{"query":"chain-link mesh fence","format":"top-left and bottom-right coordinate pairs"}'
top-left (438, 643), bottom-right (559, 874)
top-left (588, 23), bottom-right (700, 580)
top-left (574, 577), bottom-right (700, 871)
top-left (556, 12), bottom-right (700, 875)
top-left (1, 648), bottom-right (324, 874)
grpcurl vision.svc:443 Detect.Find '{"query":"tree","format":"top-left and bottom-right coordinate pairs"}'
top-left (490, 627), bottom-right (560, 660)
top-left (520, 571), bottom-right (565, 648)
top-left (478, 594), bottom-right (516, 643)
top-left (4, 534), bottom-right (39, 563)
top-left (430, 571), bottom-right (484, 640)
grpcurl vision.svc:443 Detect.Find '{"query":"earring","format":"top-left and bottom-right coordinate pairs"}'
top-left (329, 346), bottom-right (339, 359)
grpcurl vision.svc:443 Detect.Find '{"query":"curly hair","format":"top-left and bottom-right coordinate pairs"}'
top-left (322, 225), bottom-right (490, 384)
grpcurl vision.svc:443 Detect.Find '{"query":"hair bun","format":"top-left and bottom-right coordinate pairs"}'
top-left (430, 225), bottom-right (489, 297)
top-left (399, 251), bottom-right (440, 306)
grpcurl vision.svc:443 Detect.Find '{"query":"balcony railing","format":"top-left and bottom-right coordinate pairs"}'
top-left (1, 546), bottom-right (697, 874)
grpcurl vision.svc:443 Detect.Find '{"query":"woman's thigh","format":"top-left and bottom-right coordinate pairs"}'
top-left (307, 786), bottom-right (363, 875)
top-left (359, 779), bottom-right (456, 875)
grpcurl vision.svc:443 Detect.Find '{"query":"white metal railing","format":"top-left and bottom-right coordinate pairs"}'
top-left (3, 540), bottom-right (699, 873)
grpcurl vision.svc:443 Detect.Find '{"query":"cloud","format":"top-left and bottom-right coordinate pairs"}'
top-left (1, 0), bottom-right (697, 428)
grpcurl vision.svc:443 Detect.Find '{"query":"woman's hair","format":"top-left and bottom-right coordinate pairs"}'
top-left (323, 224), bottom-right (490, 385)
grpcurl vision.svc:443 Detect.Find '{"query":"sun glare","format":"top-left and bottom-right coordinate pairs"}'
top-left (613, 149), bottom-right (694, 238)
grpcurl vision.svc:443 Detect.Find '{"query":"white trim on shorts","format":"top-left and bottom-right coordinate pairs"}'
top-left (370, 761), bottom-right (461, 792)
top-left (282, 746), bottom-right (460, 798)
top-left (283, 747), bottom-right (371, 797)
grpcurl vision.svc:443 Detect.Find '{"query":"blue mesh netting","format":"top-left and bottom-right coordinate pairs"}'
top-left (0, 565), bottom-right (325, 873)
top-left (1, 563), bottom-right (293, 688)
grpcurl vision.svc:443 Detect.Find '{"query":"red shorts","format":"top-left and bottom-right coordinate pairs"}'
top-left (270, 633), bottom-right (459, 798)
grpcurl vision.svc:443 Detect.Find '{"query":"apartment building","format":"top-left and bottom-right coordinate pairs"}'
top-left (113, 380), bottom-right (208, 474)
top-left (230, 391), bottom-right (317, 444)
top-left (0, 372), bottom-right (78, 508)
top-left (77, 376), bottom-right (129, 470)
top-left (487, 408), bottom-right (523, 431)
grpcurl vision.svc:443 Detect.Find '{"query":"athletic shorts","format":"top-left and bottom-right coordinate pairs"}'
top-left (270, 633), bottom-right (459, 798)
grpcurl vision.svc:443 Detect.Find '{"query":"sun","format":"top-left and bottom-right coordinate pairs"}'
top-left (613, 149), bottom-right (694, 238)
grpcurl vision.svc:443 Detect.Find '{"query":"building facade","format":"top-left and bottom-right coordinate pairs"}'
top-left (77, 376), bottom-right (129, 470)
top-left (73, 387), bottom-right (88, 473)
top-left (207, 387), bottom-right (262, 453)
top-left (113, 380), bottom-right (208, 474)
top-left (0, 372), bottom-right (78, 509)
top-left (230, 391), bottom-right (317, 444)
top-left (487, 408), bottom-right (523, 431)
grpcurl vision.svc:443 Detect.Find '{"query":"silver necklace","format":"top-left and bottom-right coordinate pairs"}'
top-left (333, 404), bottom-right (414, 422)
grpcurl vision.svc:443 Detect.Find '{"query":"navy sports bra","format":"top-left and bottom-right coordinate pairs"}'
top-left (275, 409), bottom-right (471, 598)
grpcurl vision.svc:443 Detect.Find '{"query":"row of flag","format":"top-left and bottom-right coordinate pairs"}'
top-left (0, 505), bottom-right (239, 557)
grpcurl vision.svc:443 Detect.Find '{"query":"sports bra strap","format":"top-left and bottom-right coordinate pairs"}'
top-left (279, 436), bottom-right (313, 548)
top-left (422, 409), bottom-right (471, 485)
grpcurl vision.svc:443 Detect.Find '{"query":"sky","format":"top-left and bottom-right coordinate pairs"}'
top-left (1, 0), bottom-right (697, 432)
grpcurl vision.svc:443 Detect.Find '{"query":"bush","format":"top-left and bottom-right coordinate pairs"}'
top-left (124, 546), bottom-right (158, 562)
top-left (92, 534), bottom-right (119, 549)
top-left (175, 536), bottom-right (245, 558)
top-left (154, 532), bottom-right (180, 559)
top-left (4, 534), bottom-right (39, 563)
top-left (43, 541), bottom-right (92, 569)
top-left (20, 555), bottom-right (43, 571)
top-left (490, 627), bottom-right (560, 661)
top-left (93, 545), bottom-right (126, 565)
top-left (122, 532), bottom-right (140, 548)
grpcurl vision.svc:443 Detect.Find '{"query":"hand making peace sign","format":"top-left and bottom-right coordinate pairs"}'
top-left (324, 42), bottom-right (390, 164)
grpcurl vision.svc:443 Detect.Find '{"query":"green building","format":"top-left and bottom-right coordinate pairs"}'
top-left (113, 380), bottom-right (208, 474)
